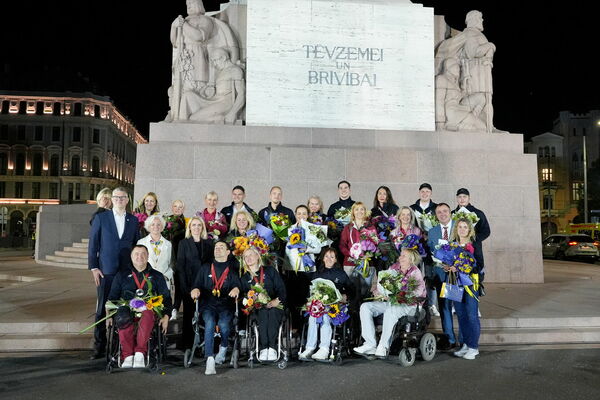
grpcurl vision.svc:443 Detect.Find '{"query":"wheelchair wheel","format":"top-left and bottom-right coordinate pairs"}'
top-left (419, 333), bottom-right (436, 361)
top-left (277, 359), bottom-right (287, 369)
top-left (106, 363), bottom-right (114, 374)
top-left (231, 348), bottom-right (240, 369)
top-left (398, 347), bottom-right (416, 367)
top-left (184, 349), bottom-right (192, 368)
top-left (334, 353), bottom-right (343, 366)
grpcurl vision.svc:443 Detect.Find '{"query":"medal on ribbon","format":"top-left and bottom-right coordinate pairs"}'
top-left (210, 264), bottom-right (230, 298)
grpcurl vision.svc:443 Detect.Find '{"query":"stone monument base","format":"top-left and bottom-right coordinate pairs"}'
top-left (134, 122), bottom-right (543, 283)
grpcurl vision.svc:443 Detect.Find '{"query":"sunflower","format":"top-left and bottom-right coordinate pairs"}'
top-left (289, 233), bottom-right (301, 245)
top-left (149, 295), bottom-right (163, 308)
top-left (247, 298), bottom-right (254, 307)
top-left (327, 303), bottom-right (340, 318)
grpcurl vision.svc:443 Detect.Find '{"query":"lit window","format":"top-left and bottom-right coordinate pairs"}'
top-left (541, 168), bottom-right (553, 181)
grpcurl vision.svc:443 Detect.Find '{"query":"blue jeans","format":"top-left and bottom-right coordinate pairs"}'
top-left (433, 267), bottom-right (456, 344)
top-left (306, 315), bottom-right (333, 350)
top-left (453, 291), bottom-right (480, 349)
top-left (202, 308), bottom-right (233, 357)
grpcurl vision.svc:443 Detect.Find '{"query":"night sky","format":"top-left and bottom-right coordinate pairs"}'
top-left (2, 1), bottom-right (598, 139)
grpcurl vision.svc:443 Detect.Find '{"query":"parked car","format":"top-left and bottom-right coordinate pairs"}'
top-left (542, 234), bottom-right (599, 263)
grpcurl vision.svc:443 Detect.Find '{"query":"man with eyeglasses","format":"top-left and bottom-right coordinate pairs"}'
top-left (88, 187), bottom-right (140, 360)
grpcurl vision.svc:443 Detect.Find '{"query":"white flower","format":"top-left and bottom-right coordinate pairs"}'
top-left (242, 298), bottom-right (248, 306)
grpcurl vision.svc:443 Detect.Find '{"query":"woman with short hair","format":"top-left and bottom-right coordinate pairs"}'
top-left (137, 214), bottom-right (173, 293)
top-left (90, 187), bottom-right (112, 224)
top-left (196, 191), bottom-right (228, 240)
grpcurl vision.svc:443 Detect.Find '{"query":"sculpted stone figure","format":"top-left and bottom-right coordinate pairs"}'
top-left (435, 58), bottom-right (486, 131)
top-left (165, 0), bottom-right (242, 122)
top-left (435, 10), bottom-right (498, 132)
top-left (180, 47), bottom-right (246, 124)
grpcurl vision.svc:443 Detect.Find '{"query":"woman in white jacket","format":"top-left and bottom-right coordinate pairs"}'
top-left (138, 215), bottom-right (174, 300)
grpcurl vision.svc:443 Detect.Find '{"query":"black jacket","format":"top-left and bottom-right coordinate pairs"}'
top-left (371, 203), bottom-right (399, 218)
top-left (410, 200), bottom-right (438, 215)
top-left (89, 207), bottom-right (109, 225)
top-left (240, 266), bottom-right (287, 305)
top-left (311, 267), bottom-right (354, 299)
top-left (258, 203), bottom-right (296, 227)
top-left (177, 237), bottom-right (214, 294)
top-left (453, 204), bottom-right (490, 270)
top-left (108, 264), bottom-right (173, 316)
top-left (327, 198), bottom-right (355, 219)
top-left (221, 202), bottom-right (256, 225)
top-left (193, 260), bottom-right (241, 311)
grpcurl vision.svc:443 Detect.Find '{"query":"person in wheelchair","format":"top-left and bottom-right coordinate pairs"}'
top-left (240, 246), bottom-right (286, 362)
top-left (299, 247), bottom-right (353, 361)
top-left (353, 247), bottom-right (426, 358)
top-left (107, 245), bottom-right (172, 368)
top-left (190, 240), bottom-right (240, 375)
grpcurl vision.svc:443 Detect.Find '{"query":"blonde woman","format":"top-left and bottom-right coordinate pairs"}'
top-left (228, 210), bottom-right (256, 237)
top-left (390, 206), bottom-right (422, 247)
top-left (195, 191), bottom-right (228, 240)
top-left (307, 195), bottom-right (326, 225)
top-left (339, 201), bottom-right (370, 276)
top-left (240, 246), bottom-right (286, 362)
top-left (90, 187), bottom-right (112, 224)
top-left (134, 192), bottom-right (160, 236)
top-left (176, 216), bottom-right (214, 350)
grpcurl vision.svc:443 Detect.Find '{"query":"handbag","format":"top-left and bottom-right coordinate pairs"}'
top-left (440, 271), bottom-right (464, 302)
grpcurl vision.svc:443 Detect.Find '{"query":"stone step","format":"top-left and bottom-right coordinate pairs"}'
top-left (37, 259), bottom-right (87, 270)
top-left (55, 250), bottom-right (87, 259)
top-left (46, 255), bottom-right (88, 265)
top-left (478, 327), bottom-right (600, 345)
top-left (81, 238), bottom-right (89, 243)
top-left (72, 243), bottom-right (88, 249)
top-left (0, 322), bottom-right (90, 335)
top-left (0, 334), bottom-right (93, 351)
top-left (429, 316), bottom-right (600, 330)
top-left (63, 246), bottom-right (87, 253)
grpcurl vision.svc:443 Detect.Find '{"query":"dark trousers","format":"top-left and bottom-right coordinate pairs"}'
top-left (181, 296), bottom-right (195, 350)
top-left (94, 273), bottom-right (115, 351)
top-left (172, 270), bottom-right (182, 311)
top-left (283, 271), bottom-right (310, 329)
top-left (257, 307), bottom-right (284, 350)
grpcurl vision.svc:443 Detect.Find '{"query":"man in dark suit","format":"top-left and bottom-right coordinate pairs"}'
top-left (427, 202), bottom-right (456, 350)
top-left (88, 187), bottom-right (140, 359)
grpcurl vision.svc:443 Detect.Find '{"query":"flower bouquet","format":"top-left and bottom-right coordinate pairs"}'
top-left (270, 213), bottom-right (292, 241)
top-left (302, 278), bottom-right (346, 325)
top-left (432, 242), bottom-right (460, 265)
top-left (413, 210), bottom-right (439, 232)
top-left (286, 226), bottom-right (316, 273)
top-left (133, 211), bottom-right (148, 231)
top-left (371, 215), bottom-right (397, 241)
top-left (400, 234), bottom-right (427, 257)
top-left (161, 214), bottom-right (186, 242)
top-left (334, 207), bottom-right (352, 226)
top-left (348, 226), bottom-right (381, 279)
top-left (452, 206), bottom-right (480, 226)
top-left (242, 284), bottom-right (283, 315)
top-left (232, 236), bottom-right (251, 276)
top-left (303, 220), bottom-right (329, 249)
top-left (372, 269), bottom-right (420, 306)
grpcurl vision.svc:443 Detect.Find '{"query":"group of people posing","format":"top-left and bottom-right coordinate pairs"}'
top-left (87, 180), bottom-right (490, 374)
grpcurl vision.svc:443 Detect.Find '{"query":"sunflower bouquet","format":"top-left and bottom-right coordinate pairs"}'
top-left (270, 213), bottom-right (292, 240)
top-left (302, 278), bottom-right (346, 324)
top-left (286, 226), bottom-right (315, 272)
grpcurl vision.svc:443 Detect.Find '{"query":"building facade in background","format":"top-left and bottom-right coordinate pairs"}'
top-left (526, 110), bottom-right (600, 237)
top-left (0, 91), bottom-right (146, 247)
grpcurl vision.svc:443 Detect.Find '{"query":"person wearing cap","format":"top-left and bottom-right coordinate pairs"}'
top-left (454, 188), bottom-right (490, 282)
top-left (409, 183), bottom-right (438, 230)
top-left (410, 183), bottom-right (439, 317)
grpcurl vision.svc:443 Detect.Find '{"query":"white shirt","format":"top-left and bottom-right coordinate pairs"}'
top-left (232, 204), bottom-right (248, 215)
top-left (419, 201), bottom-right (431, 211)
top-left (439, 221), bottom-right (453, 244)
top-left (113, 209), bottom-right (126, 239)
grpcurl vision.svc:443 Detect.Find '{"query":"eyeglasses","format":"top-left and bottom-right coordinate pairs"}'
top-left (112, 196), bottom-right (128, 200)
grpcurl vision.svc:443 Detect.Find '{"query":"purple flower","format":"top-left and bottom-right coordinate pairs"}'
top-left (361, 240), bottom-right (376, 252)
top-left (129, 298), bottom-right (145, 310)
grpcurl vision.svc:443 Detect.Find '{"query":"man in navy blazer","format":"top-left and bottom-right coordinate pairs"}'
top-left (427, 202), bottom-right (457, 350)
top-left (88, 187), bottom-right (140, 359)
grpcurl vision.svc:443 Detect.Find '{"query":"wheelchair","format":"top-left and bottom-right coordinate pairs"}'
top-left (105, 316), bottom-right (167, 373)
top-left (244, 307), bottom-right (292, 369)
top-left (297, 307), bottom-right (359, 365)
top-left (385, 297), bottom-right (437, 367)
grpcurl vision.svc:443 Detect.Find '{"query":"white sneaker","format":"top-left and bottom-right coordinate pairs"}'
top-left (478, 309), bottom-right (482, 318)
top-left (299, 348), bottom-right (315, 360)
top-left (214, 346), bottom-right (227, 365)
top-left (374, 346), bottom-right (387, 358)
top-left (267, 348), bottom-right (278, 361)
top-left (205, 356), bottom-right (216, 375)
top-left (311, 347), bottom-right (329, 360)
top-left (452, 305), bottom-right (456, 314)
top-left (353, 344), bottom-right (376, 355)
top-left (429, 305), bottom-right (440, 317)
top-left (170, 309), bottom-right (178, 321)
top-left (258, 349), bottom-right (269, 361)
top-left (462, 347), bottom-right (479, 360)
top-left (121, 355), bottom-right (134, 368)
top-left (453, 344), bottom-right (469, 357)
top-left (133, 352), bottom-right (145, 368)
